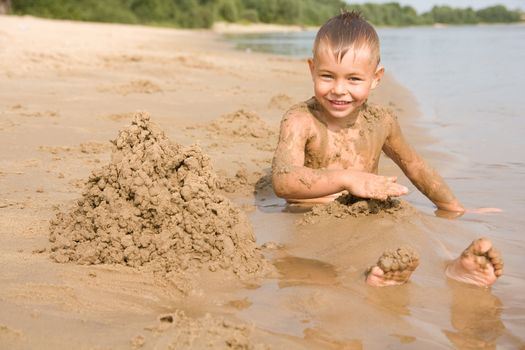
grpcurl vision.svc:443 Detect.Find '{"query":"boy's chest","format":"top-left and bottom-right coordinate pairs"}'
top-left (304, 125), bottom-right (387, 171)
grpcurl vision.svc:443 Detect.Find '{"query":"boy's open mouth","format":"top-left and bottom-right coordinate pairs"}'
top-left (328, 99), bottom-right (351, 106)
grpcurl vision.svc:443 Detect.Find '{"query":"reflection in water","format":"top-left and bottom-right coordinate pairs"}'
top-left (365, 284), bottom-right (412, 317)
top-left (274, 256), bottom-right (339, 289)
top-left (443, 281), bottom-right (505, 349)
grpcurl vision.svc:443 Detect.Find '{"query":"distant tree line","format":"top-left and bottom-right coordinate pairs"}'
top-left (7, 0), bottom-right (523, 28)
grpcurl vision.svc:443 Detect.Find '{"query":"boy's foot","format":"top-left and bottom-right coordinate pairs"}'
top-left (366, 247), bottom-right (420, 287)
top-left (446, 238), bottom-right (503, 287)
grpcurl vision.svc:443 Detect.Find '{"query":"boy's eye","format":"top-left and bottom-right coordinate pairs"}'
top-left (349, 77), bottom-right (362, 82)
top-left (320, 74), bottom-right (333, 80)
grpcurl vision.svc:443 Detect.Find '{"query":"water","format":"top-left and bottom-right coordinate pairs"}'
top-left (229, 25), bottom-right (525, 348)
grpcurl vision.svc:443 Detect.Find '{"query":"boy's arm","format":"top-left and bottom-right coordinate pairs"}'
top-left (272, 112), bottom-right (407, 201)
top-left (382, 114), bottom-right (465, 212)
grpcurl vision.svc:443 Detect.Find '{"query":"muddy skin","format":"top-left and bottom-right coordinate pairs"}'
top-left (302, 97), bottom-right (388, 173)
top-left (446, 238), bottom-right (503, 287)
top-left (271, 98), bottom-right (394, 201)
top-left (366, 246), bottom-right (420, 287)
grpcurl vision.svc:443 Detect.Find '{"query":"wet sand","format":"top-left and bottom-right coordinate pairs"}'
top-left (1, 16), bottom-right (524, 349)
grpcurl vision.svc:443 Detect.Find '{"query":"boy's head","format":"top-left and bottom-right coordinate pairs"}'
top-left (312, 10), bottom-right (380, 65)
top-left (308, 11), bottom-right (384, 123)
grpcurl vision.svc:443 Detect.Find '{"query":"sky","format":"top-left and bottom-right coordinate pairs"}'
top-left (346, 0), bottom-right (525, 13)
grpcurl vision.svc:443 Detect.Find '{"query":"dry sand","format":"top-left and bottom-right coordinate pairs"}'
top-left (1, 15), bottom-right (523, 349)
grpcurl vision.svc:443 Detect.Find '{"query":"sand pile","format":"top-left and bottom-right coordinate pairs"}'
top-left (204, 109), bottom-right (277, 152)
top-left (206, 109), bottom-right (274, 139)
top-left (299, 194), bottom-right (414, 224)
top-left (49, 112), bottom-right (267, 279)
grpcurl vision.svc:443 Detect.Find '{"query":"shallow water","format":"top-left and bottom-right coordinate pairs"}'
top-left (229, 25), bottom-right (525, 348)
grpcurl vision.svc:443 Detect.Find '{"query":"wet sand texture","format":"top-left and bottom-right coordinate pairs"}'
top-left (206, 109), bottom-right (275, 140)
top-left (375, 247), bottom-right (420, 280)
top-left (49, 112), bottom-right (267, 279)
top-left (149, 310), bottom-right (269, 349)
top-left (300, 194), bottom-right (414, 224)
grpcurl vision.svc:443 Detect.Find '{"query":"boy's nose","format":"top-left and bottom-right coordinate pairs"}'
top-left (332, 80), bottom-right (347, 95)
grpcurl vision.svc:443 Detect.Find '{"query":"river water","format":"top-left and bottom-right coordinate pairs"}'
top-left (228, 25), bottom-right (525, 348)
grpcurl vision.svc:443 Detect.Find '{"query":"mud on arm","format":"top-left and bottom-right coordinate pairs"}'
top-left (382, 115), bottom-right (464, 212)
top-left (271, 113), bottom-right (350, 200)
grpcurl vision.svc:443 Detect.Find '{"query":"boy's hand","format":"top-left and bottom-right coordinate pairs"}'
top-left (347, 173), bottom-right (408, 200)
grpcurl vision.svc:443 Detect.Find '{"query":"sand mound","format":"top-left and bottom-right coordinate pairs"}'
top-left (299, 194), bottom-right (414, 224)
top-left (205, 109), bottom-right (277, 151)
top-left (268, 93), bottom-right (295, 110)
top-left (206, 109), bottom-right (275, 139)
top-left (49, 112), bottom-right (267, 279)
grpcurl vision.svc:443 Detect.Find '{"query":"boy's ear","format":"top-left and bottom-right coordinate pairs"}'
top-left (307, 58), bottom-right (315, 78)
top-left (371, 65), bottom-right (384, 90)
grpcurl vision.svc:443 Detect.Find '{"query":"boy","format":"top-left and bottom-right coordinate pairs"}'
top-left (271, 11), bottom-right (503, 287)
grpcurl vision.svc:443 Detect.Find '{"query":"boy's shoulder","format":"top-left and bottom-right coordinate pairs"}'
top-left (279, 97), bottom-right (320, 129)
top-left (361, 102), bottom-right (397, 124)
top-left (283, 97), bottom-right (318, 118)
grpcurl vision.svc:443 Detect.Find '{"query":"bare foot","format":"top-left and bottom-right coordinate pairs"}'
top-left (446, 238), bottom-right (503, 287)
top-left (366, 247), bottom-right (420, 287)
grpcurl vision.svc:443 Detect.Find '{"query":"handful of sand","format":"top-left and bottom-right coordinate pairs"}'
top-left (49, 112), bottom-right (266, 278)
top-left (299, 194), bottom-right (413, 225)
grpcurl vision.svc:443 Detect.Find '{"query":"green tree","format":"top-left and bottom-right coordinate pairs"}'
top-left (476, 5), bottom-right (521, 23)
top-left (216, 0), bottom-right (240, 22)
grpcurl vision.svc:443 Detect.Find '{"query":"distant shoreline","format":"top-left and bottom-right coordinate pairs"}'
top-left (212, 21), bottom-right (317, 34)
top-left (212, 20), bottom-right (525, 35)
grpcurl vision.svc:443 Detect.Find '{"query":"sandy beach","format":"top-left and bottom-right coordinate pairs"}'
top-left (1, 15), bottom-right (523, 349)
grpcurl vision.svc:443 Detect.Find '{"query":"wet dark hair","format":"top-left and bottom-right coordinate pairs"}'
top-left (313, 10), bottom-right (380, 65)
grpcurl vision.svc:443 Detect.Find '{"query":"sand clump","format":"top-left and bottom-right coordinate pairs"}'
top-left (49, 112), bottom-right (268, 281)
top-left (299, 194), bottom-right (414, 225)
top-left (373, 247), bottom-right (420, 280)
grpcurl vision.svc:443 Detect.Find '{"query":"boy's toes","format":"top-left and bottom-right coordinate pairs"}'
top-left (487, 247), bottom-right (504, 276)
top-left (447, 238), bottom-right (503, 287)
top-left (469, 237), bottom-right (492, 255)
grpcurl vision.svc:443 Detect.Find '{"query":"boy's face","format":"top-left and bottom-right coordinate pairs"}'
top-left (308, 42), bottom-right (383, 123)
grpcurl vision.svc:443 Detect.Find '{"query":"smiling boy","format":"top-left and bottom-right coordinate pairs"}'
top-left (271, 11), bottom-right (503, 287)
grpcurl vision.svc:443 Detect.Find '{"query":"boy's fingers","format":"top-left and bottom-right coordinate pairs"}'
top-left (387, 176), bottom-right (397, 182)
top-left (389, 184), bottom-right (408, 196)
